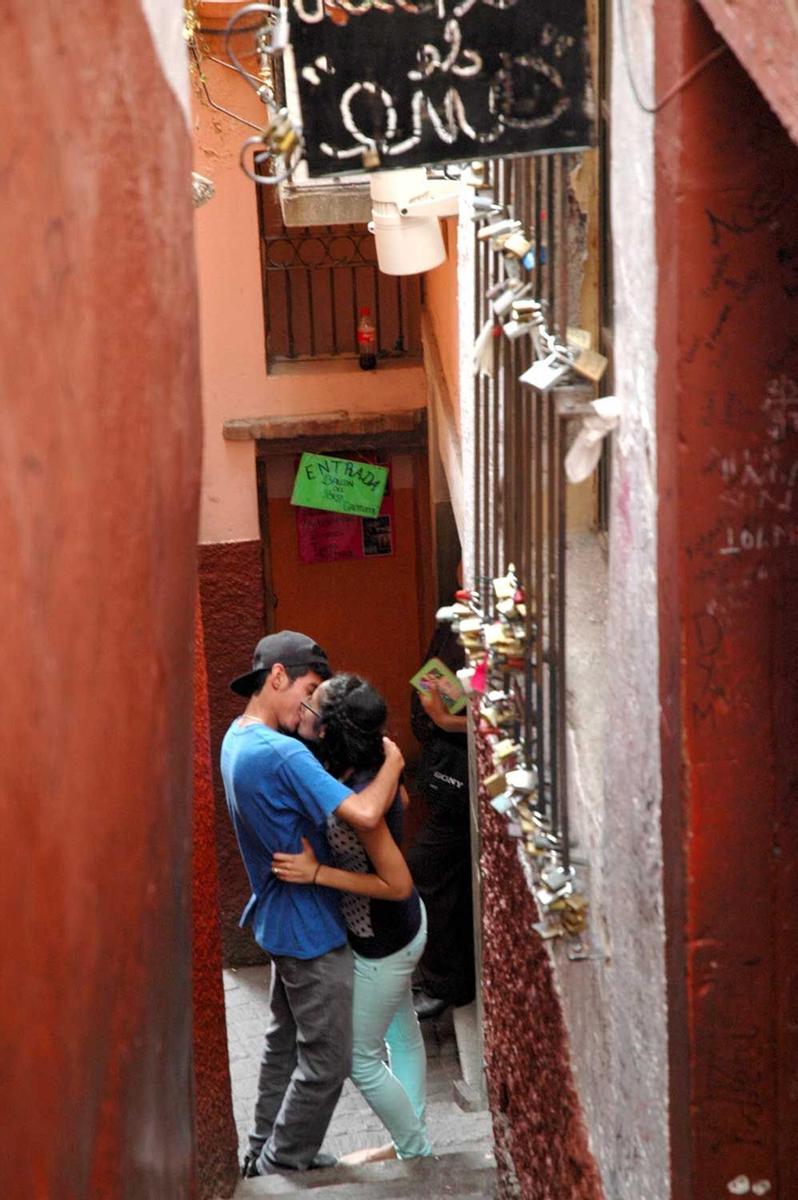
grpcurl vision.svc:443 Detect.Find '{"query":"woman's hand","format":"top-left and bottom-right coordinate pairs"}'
top-left (419, 679), bottom-right (449, 725)
top-left (272, 837), bottom-right (319, 885)
top-left (420, 680), bottom-right (468, 734)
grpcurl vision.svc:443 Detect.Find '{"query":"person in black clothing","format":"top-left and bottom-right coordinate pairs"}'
top-left (407, 620), bottom-right (476, 1020)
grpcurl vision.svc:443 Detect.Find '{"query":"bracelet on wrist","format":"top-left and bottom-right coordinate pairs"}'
top-left (312, 863), bottom-right (322, 885)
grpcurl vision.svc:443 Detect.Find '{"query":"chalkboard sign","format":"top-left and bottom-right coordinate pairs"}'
top-left (288, 0), bottom-right (594, 177)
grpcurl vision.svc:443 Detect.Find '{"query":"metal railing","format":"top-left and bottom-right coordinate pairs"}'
top-left (472, 154), bottom-right (593, 873)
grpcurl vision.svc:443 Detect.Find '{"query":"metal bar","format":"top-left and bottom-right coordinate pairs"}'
top-left (350, 265), bottom-right (358, 353)
top-left (329, 267), bottom-right (338, 356)
top-left (306, 268), bottom-right (316, 358)
top-left (285, 269), bottom-right (295, 359)
top-left (189, 41), bottom-right (263, 132)
top-left (491, 309), bottom-right (500, 600)
top-left (474, 217), bottom-right (482, 593)
top-left (501, 158), bottom-right (512, 572)
top-left (546, 392), bottom-right (559, 837)
top-left (481, 233), bottom-right (491, 603)
top-left (557, 155), bottom-right (570, 340)
top-left (546, 157), bottom-right (556, 333)
top-left (395, 275), bottom-right (405, 353)
top-left (521, 387), bottom-right (533, 764)
top-left (533, 390), bottom-right (545, 809)
top-left (556, 409), bottom-right (569, 868)
top-left (533, 157), bottom-right (542, 300)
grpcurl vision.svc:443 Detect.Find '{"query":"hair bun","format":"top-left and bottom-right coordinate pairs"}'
top-left (348, 682), bottom-right (387, 730)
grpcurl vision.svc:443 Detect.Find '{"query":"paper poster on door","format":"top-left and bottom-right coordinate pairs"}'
top-left (296, 457), bottom-right (395, 564)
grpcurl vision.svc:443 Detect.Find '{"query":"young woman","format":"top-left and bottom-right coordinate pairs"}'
top-left (271, 673), bottom-right (431, 1164)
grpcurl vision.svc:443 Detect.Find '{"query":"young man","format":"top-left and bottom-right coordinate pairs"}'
top-left (221, 631), bottom-right (404, 1178)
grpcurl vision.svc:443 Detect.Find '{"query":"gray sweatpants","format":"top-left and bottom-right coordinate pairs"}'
top-left (250, 942), bottom-right (353, 1171)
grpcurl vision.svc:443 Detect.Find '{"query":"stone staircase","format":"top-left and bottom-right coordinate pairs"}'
top-left (234, 1149), bottom-right (497, 1198)
top-left (224, 968), bottom-right (496, 1199)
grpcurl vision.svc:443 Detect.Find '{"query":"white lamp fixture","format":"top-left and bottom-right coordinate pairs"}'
top-left (368, 168), bottom-right (461, 276)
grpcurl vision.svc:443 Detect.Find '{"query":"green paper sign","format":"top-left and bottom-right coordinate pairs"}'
top-left (291, 453), bottom-right (389, 519)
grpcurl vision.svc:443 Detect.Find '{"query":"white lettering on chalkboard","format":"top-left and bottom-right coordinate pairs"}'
top-left (291, 0), bottom-right (591, 171)
top-left (408, 20), bottom-right (483, 80)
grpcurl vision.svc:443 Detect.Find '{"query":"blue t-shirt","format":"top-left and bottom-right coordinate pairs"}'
top-left (221, 720), bottom-right (353, 958)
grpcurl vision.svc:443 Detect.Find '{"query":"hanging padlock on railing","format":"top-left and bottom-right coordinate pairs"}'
top-left (225, 3), bottom-right (305, 186)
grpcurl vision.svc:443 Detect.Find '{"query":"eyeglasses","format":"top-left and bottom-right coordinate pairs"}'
top-left (300, 700), bottom-right (321, 719)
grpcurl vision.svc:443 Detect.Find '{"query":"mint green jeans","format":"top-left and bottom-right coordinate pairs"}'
top-left (350, 904), bottom-right (432, 1158)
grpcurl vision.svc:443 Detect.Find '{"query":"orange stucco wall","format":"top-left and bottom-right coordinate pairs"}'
top-left (191, 16), bottom-right (428, 546)
top-left (1, 2), bottom-right (202, 1195)
top-left (425, 217), bottom-right (461, 429)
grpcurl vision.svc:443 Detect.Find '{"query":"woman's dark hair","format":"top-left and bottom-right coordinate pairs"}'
top-left (317, 673), bottom-right (387, 778)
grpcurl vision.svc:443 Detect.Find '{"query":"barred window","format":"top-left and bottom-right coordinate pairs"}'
top-left (256, 185), bottom-right (422, 368)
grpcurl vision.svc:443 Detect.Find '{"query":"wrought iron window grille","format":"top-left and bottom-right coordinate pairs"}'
top-left (256, 181), bottom-right (422, 366)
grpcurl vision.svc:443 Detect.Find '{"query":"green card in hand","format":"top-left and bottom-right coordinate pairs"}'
top-left (410, 657), bottom-right (467, 714)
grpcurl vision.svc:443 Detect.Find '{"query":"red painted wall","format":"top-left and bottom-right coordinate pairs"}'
top-left (199, 539), bottom-right (268, 965)
top-left (192, 604), bottom-right (239, 1198)
top-left (657, 8), bottom-right (798, 1196)
top-left (478, 741), bottom-right (604, 1199)
top-left (0, 3), bottom-right (202, 1195)
top-left (697, 0), bottom-right (798, 146)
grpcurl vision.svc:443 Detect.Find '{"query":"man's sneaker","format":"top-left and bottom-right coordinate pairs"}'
top-left (308, 1153), bottom-right (338, 1170)
top-left (251, 1151), bottom-right (339, 1176)
top-left (241, 1151), bottom-right (260, 1178)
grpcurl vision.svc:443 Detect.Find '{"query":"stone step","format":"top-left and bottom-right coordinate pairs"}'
top-left (233, 1149), bottom-right (497, 1199)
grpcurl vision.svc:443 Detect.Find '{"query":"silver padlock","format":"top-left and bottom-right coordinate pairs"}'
top-left (506, 767), bottom-right (538, 794)
top-left (541, 864), bottom-right (575, 895)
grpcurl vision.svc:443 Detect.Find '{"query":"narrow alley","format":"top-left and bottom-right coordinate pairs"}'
top-left (3, 1), bottom-right (798, 1199)
top-left (224, 968), bottom-right (495, 1197)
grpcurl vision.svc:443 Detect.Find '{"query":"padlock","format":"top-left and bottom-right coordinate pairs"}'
top-left (484, 770), bottom-right (508, 798)
top-left (520, 353), bottom-right (572, 392)
top-left (502, 318), bottom-right (540, 341)
top-left (493, 573), bottom-right (517, 602)
top-left (571, 347), bottom-right (608, 382)
top-left (561, 909), bottom-right (587, 936)
top-left (541, 864), bottom-right (575, 894)
top-left (477, 218), bottom-right (521, 242)
top-left (471, 197), bottom-right (505, 219)
top-left (490, 792), bottom-right (515, 816)
top-left (265, 110), bottom-right (299, 157)
top-left (492, 738), bottom-right (520, 765)
top-left (511, 298), bottom-right (543, 318)
top-left (566, 326), bottom-right (592, 351)
top-left (532, 919), bottom-right (564, 940)
top-left (536, 881), bottom-right (573, 909)
top-left (506, 767), bottom-right (538, 794)
top-left (492, 282), bottom-right (530, 319)
top-left (494, 639), bottom-right (525, 657)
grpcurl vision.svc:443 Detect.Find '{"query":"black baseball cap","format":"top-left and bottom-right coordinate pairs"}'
top-left (230, 631), bottom-right (332, 697)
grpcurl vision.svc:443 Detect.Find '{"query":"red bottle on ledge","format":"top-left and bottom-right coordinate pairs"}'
top-left (357, 306), bottom-right (377, 371)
